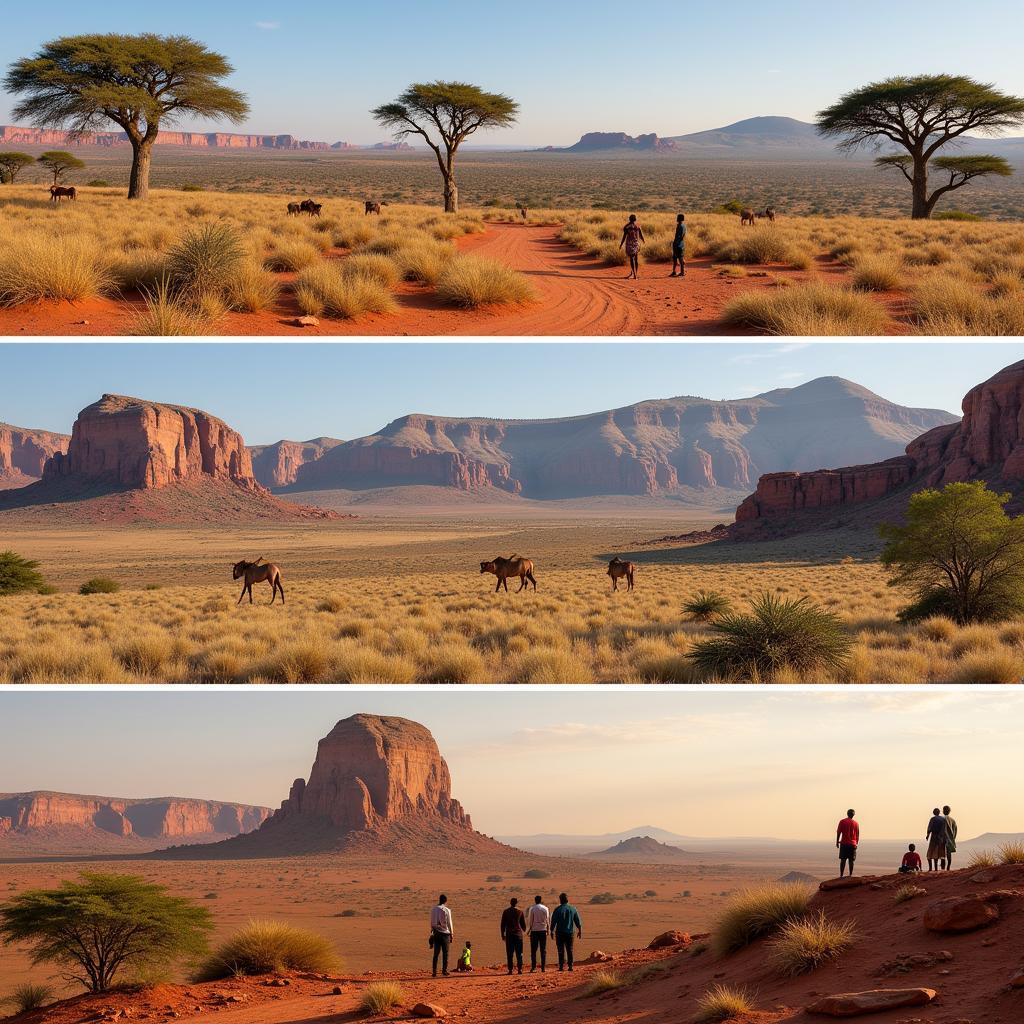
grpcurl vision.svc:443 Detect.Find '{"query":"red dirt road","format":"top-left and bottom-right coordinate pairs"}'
top-left (0, 224), bottom-right (827, 338)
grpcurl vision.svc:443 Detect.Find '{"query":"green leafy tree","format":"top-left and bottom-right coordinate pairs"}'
top-left (0, 151), bottom-right (34, 184)
top-left (816, 75), bottom-right (1024, 218)
top-left (0, 873), bottom-right (212, 994)
top-left (880, 481), bottom-right (1024, 623)
top-left (37, 150), bottom-right (85, 185)
top-left (5, 34), bottom-right (249, 200)
top-left (371, 81), bottom-right (518, 212)
top-left (0, 550), bottom-right (46, 594)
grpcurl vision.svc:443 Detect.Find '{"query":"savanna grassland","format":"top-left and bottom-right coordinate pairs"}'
top-left (2, 512), bottom-right (1022, 684)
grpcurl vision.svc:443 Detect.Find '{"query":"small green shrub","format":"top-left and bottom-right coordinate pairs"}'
top-left (523, 868), bottom-right (550, 879)
top-left (79, 577), bottom-right (120, 595)
top-left (683, 591), bottom-right (733, 622)
top-left (0, 551), bottom-right (46, 595)
top-left (1, 983), bottom-right (55, 1013)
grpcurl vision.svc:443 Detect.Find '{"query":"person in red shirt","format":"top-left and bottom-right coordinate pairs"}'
top-left (899, 843), bottom-right (923, 873)
top-left (836, 809), bottom-right (860, 877)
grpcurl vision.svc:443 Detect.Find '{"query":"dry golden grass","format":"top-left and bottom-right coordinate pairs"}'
top-left (435, 254), bottom-right (535, 308)
top-left (3, 517), bottom-right (1024, 684)
top-left (720, 281), bottom-right (892, 335)
top-left (695, 984), bottom-right (755, 1022)
top-left (712, 883), bottom-right (814, 955)
top-left (768, 910), bottom-right (855, 976)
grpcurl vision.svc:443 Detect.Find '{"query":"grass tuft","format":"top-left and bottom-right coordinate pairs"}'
top-left (712, 883), bottom-right (814, 955)
top-left (768, 910), bottom-right (855, 976)
top-left (195, 919), bottom-right (341, 980)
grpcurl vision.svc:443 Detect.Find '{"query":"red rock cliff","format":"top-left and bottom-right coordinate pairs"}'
top-left (249, 437), bottom-right (343, 488)
top-left (0, 423), bottom-right (68, 488)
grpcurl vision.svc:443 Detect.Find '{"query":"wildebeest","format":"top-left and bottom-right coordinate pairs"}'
top-left (759, 206), bottom-right (777, 223)
top-left (740, 208), bottom-right (756, 226)
top-left (364, 200), bottom-right (387, 215)
top-left (50, 185), bottom-right (76, 202)
top-left (297, 199), bottom-right (322, 217)
top-left (607, 557), bottom-right (636, 592)
top-left (232, 556), bottom-right (285, 605)
top-left (480, 555), bottom-right (537, 593)
top-left (287, 201), bottom-right (302, 216)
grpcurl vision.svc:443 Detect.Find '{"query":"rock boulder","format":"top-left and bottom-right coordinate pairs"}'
top-left (806, 988), bottom-right (936, 1017)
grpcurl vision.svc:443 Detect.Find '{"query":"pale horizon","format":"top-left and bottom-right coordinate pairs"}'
top-left (1, 690), bottom-right (1019, 843)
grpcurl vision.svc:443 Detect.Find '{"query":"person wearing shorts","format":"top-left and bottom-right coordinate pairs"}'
top-left (836, 809), bottom-right (860, 876)
top-left (671, 213), bottom-right (687, 277)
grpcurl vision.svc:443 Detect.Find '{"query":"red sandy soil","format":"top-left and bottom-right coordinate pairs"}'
top-left (6, 864), bottom-right (1024, 1024)
top-left (0, 224), bottom-right (901, 337)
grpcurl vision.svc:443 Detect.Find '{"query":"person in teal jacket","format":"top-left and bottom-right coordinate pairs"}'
top-left (549, 892), bottom-right (582, 972)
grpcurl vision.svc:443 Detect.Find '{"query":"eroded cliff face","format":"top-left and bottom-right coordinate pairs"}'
top-left (735, 361), bottom-right (1024, 526)
top-left (43, 395), bottom-right (259, 490)
top-left (0, 423), bottom-right (68, 488)
top-left (249, 438), bottom-right (343, 488)
top-left (0, 126), bottom-right (328, 149)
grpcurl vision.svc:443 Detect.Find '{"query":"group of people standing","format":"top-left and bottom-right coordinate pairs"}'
top-left (428, 892), bottom-right (583, 977)
top-left (619, 214), bottom-right (687, 280)
top-left (834, 805), bottom-right (959, 877)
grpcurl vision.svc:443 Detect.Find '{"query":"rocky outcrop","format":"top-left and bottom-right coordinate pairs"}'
top-left (592, 835), bottom-right (688, 859)
top-left (0, 791), bottom-right (270, 841)
top-left (0, 125), bottom-right (329, 149)
top-left (249, 437), bottom-right (343, 488)
top-left (0, 422), bottom-right (68, 488)
top-left (43, 394), bottom-right (260, 491)
top-left (289, 379), bottom-right (954, 500)
top-left (559, 132), bottom-right (678, 153)
top-left (735, 360), bottom-right (1024, 528)
top-left (923, 892), bottom-right (1009, 932)
top-left (806, 989), bottom-right (936, 1017)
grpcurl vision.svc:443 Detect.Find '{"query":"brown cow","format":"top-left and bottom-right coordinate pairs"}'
top-left (287, 201), bottom-right (302, 216)
top-left (480, 555), bottom-right (537, 593)
top-left (365, 200), bottom-right (387, 215)
top-left (607, 557), bottom-right (636, 592)
top-left (298, 199), bottom-right (322, 217)
top-left (50, 185), bottom-right (76, 202)
top-left (740, 208), bottom-right (756, 226)
top-left (233, 557), bottom-right (285, 605)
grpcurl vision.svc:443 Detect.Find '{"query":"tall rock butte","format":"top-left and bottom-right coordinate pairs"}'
top-left (249, 437), bottom-right (343, 488)
top-left (735, 360), bottom-right (1024, 531)
top-left (160, 715), bottom-right (509, 858)
top-left (0, 423), bottom-right (68, 489)
top-left (285, 378), bottom-right (954, 500)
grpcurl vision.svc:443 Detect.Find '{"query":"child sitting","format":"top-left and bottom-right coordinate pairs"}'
top-left (456, 940), bottom-right (473, 972)
top-left (899, 842), bottom-right (923, 873)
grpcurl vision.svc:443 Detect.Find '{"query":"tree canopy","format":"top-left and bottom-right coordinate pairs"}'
top-left (0, 551), bottom-right (46, 594)
top-left (0, 873), bottom-right (213, 993)
top-left (372, 81), bottom-right (518, 211)
top-left (880, 481), bottom-right (1024, 623)
top-left (36, 150), bottom-right (85, 184)
top-left (5, 34), bottom-right (249, 199)
top-left (0, 151), bottom-right (34, 183)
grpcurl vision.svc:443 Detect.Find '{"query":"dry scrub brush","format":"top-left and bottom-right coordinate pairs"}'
top-left (195, 919), bottom-right (341, 980)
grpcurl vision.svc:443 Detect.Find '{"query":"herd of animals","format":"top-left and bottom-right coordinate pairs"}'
top-left (229, 554), bottom-right (637, 604)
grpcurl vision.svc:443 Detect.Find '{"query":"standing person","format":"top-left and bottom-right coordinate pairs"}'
top-left (943, 805), bottom-right (958, 870)
top-left (926, 807), bottom-right (947, 871)
top-left (549, 892), bottom-right (582, 972)
top-left (836, 809), bottom-right (860, 877)
top-left (671, 213), bottom-right (687, 277)
top-left (526, 894), bottom-right (550, 973)
top-left (430, 894), bottom-right (453, 977)
top-left (500, 897), bottom-right (526, 975)
top-left (619, 214), bottom-right (645, 279)
top-left (899, 843), bottom-right (923, 873)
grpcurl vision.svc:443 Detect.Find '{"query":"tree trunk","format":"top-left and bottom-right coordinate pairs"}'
top-left (128, 139), bottom-right (153, 200)
top-left (911, 156), bottom-right (930, 219)
top-left (443, 175), bottom-right (459, 213)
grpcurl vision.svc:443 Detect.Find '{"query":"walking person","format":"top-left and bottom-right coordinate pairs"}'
top-left (671, 213), bottom-right (687, 277)
top-left (943, 805), bottom-right (958, 870)
top-left (430, 894), bottom-right (453, 977)
top-left (926, 807), bottom-right (947, 871)
top-left (836, 808), bottom-right (860, 877)
top-left (500, 897), bottom-right (526, 975)
top-left (526, 894), bottom-right (550, 972)
top-left (619, 214), bottom-right (645, 279)
top-left (549, 892), bottom-right (582, 972)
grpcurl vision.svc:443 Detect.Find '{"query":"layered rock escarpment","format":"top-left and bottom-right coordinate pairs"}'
top-left (735, 360), bottom-right (1024, 527)
top-left (0, 792), bottom-right (270, 842)
top-left (287, 379), bottom-right (954, 499)
top-left (249, 437), bottom-right (343, 488)
top-left (0, 423), bottom-right (68, 488)
top-left (0, 125), bottom-right (329, 149)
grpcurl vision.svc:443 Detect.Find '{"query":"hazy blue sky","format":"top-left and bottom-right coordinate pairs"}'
top-left (0, 689), bottom-right (1017, 840)
top-left (3, 343), bottom-right (1020, 444)
top-left (2, 1), bottom-right (1022, 145)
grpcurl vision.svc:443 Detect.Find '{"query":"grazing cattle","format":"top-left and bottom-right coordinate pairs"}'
top-left (759, 206), bottom-right (777, 223)
top-left (297, 199), bottom-right (322, 217)
top-left (287, 202), bottom-right (302, 216)
top-left (740, 208), bottom-right (756, 226)
top-left (232, 556), bottom-right (285, 605)
top-left (364, 200), bottom-right (387, 215)
top-left (50, 185), bottom-right (76, 202)
top-left (607, 557), bottom-right (636, 592)
top-left (480, 555), bottom-right (537, 593)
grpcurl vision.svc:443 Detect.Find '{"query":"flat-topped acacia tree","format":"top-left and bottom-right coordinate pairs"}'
top-left (816, 74), bottom-right (1024, 219)
top-left (0, 151), bottom-right (34, 183)
top-left (4, 34), bottom-right (249, 200)
top-left (372, 81), bottom-right (518, 212)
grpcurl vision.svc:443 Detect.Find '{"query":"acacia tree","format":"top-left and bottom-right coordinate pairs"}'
top-left (5, 34), bottom-right (249, 200)
top-left (0, 873), bottom-right (212, 993)
top-left (37, 150), bottom-right (85, 185)
top-left (0, 151), bottom-right (34, 183)
top-left (816, 74), bottom-right (1024, 218)
top-left (371, 81), bottom-right (518, 212)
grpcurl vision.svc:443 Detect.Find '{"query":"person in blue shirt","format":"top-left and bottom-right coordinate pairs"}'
top-left (671, 213), bottom-right (687, 278)
top-left (548, 892), bottom-right (582, 972)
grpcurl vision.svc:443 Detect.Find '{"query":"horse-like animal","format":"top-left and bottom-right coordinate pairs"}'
top-left (232, 556), bottom-right (285, 605)
top-left (364, 200), bottom-right (387, 215)
top-left (299, 199), bottom-right (322, 217)
top-left (607, 557), bottom-right (636, 592)
top-left (287, 201), bottom-right (302, 216)
top-left (759, 206), bottom-right (777, 223)
top-left (740, 208), bottom-right (756, 226)
top-left (50, 185), bottom-right (77, 202)
top-left (480, 555), bottom-right (537, 593)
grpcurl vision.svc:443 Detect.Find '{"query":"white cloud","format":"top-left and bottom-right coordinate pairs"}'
top-left (255, 20), bottom-right (281, 30)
